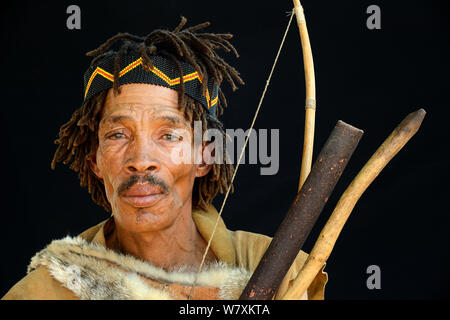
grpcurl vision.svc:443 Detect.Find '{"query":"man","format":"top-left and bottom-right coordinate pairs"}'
top-left (2, 17), bottom-right (327, 300)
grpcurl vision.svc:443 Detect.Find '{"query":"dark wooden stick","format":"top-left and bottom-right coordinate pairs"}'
top-left (239, 120), bottom-right (364, 300)
top-left (283, 109), bottom-right (426, 299)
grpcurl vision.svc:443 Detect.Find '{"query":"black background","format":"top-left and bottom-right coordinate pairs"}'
top-left (0, 0), bottom-right (449, 299)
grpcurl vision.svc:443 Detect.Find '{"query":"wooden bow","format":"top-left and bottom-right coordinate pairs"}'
top-left (293, 0), bottom-right (316, 191)
top-left (188, 0), bottom-right (316, 299)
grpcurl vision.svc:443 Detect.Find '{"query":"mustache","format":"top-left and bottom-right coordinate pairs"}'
top-left (117, 174), bottom-right (170, 197)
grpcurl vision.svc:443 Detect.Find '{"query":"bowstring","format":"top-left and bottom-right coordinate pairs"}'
top-left (187, 8), bottom-right (295, 300)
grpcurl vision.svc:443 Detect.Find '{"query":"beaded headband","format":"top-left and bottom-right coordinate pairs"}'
top-left (83, 54), bottom-right (219, 117)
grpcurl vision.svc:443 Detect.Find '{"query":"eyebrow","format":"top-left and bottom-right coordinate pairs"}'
top-left (101, 114), bottom-right (190, 128)
top-left (102, 115), bottom-right (132, 124)
top-left (157, 115), bottom-right (190, 127)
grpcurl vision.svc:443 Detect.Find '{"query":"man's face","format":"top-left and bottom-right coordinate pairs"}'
top-left (91, 83), bottom-right (210, 233)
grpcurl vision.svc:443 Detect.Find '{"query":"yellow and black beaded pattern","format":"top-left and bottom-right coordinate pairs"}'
top-left (83, 54), bottom-right (219, 117)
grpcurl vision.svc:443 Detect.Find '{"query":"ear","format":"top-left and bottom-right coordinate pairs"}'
top-left (195, 143), bottom-right (213, 178)
top-left (195, 162), bottom-right (212, 178)
top-left (88, 152), bottom-right (103, 180)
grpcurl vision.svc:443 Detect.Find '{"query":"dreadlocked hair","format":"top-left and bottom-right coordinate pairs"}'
top-left (51, 17), bottom-right (243, 212)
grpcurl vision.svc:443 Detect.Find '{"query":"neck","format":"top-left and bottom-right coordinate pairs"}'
top-left (107, 202), bottom-right (216, 271)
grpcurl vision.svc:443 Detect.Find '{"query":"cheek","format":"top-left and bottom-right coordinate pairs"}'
top-left (97, 142), bottom-right (123, 171)
top-left (164, 143), bottom-right (199, 181)
top-left (168, 162), bottom-right (199, 201)
top-left (96, 148), bottom-right (122, 192)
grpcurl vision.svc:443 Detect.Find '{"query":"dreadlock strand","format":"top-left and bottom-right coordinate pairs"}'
top-left (173, 16), bottom-right (188, 33)
top-left (197, 34), bottom-right (237, 56)
top-left (211, 54), bottom-right (244, 84)
top-left (138, 42), bottom-right (153, 71)
top-left (112, 41), bottom-right (131, 94)
top-left (184, 21), bottom-right (211, 33)
top-left (217, 37), bottom-right (240, 58)
top-left (185, 32), bottom-right (215, 57)
top-left (90, 51), bottom-right (116, 67)
top-left (196, 56), bottom-right (219, 96)
top-left (159, 50), bottom-right (186, 108)
top-left (151, 30), bottom-right (184, 57)
top-left (86, 32), bottom-right (144, 57)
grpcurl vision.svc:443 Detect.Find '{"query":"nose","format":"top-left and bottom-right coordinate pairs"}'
top-left (125, 137), bottom-right (160, 174)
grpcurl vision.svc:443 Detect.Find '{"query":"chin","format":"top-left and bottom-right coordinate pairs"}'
top-left (115, 204), bottom-right (174, 233)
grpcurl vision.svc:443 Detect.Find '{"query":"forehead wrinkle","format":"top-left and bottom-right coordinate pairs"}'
top-left (101, 103), bottom-right (190, 129)
top-left (104, 84), bottom-right (179, 106)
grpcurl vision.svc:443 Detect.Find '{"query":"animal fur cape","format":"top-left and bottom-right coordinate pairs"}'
top-left (2, 205), bottom-right (328, 300)
top-left (28, 235), bottom-right (250, 300)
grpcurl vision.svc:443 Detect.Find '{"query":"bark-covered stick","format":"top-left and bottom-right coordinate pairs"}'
top-left (283, 109), bottom-right (426, 300)
top-left (239, 120), bottom-right (364, 300)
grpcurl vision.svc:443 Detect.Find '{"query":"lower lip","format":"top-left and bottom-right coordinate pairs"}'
top-left (122, 193), bottom-right (164, 208)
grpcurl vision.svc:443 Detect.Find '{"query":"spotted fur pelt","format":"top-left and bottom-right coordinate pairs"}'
top-left (28, 236), bottom-right (251, 300)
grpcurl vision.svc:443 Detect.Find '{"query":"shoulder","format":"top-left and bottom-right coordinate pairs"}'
top-left (78, 219), bottom-right (109, 243)
top-left (2, 220), bottom-right (108, 300)
top-left (229, 229), bottom-right (309, 271)
top-left (1, 266), bottom-right (78, 300)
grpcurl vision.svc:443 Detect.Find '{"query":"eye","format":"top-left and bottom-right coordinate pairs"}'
top-left (108, 132), bottom-right (127, 140)
top-left (162, 133), bottom-right (182, 142)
